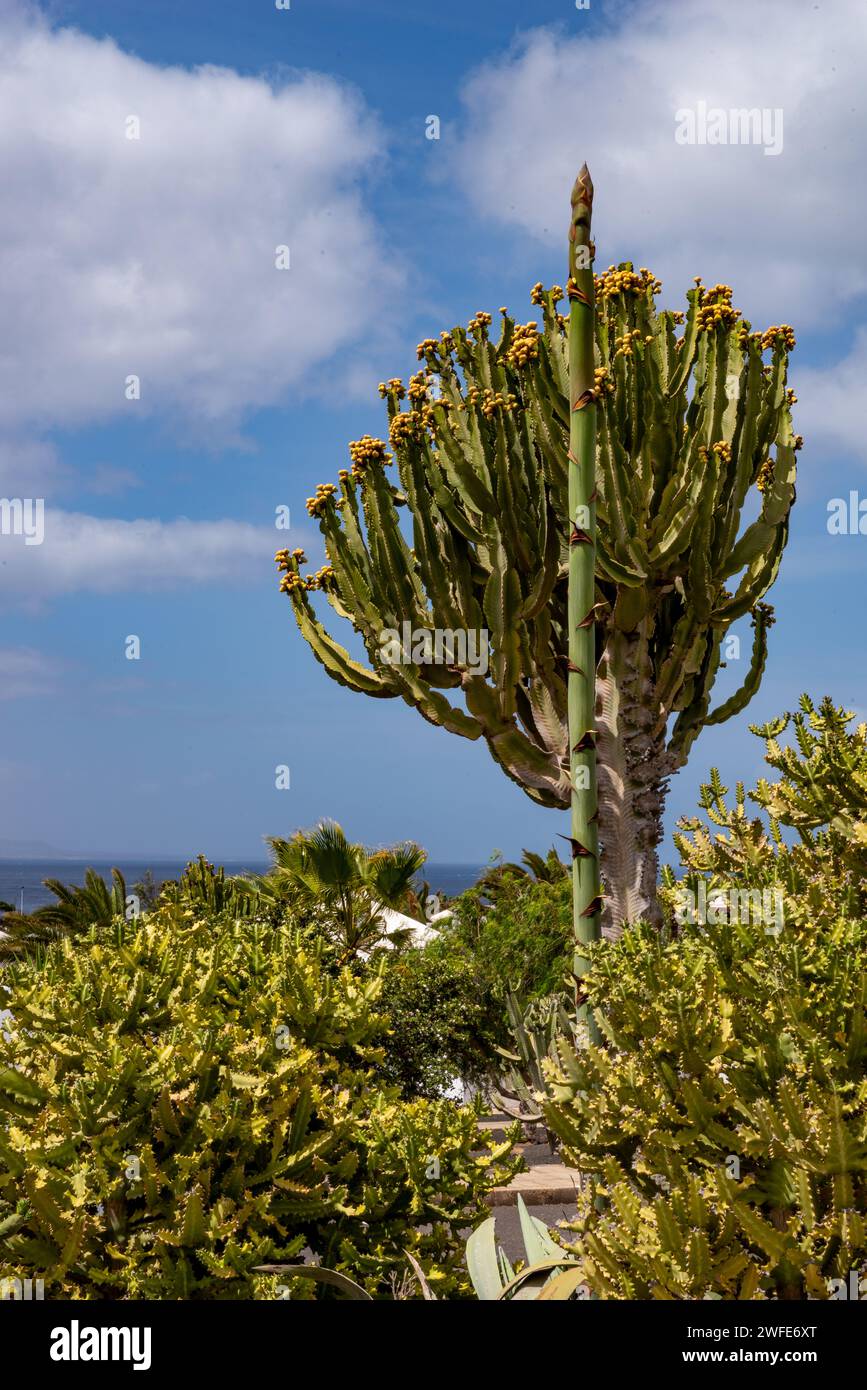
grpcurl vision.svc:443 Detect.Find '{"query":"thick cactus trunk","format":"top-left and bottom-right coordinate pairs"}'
top-left (566, 165), bottom-right (602, 1001)
top-left (595, 625), bottom-right (679, 935)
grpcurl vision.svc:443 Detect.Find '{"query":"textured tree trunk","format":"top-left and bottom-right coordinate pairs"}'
top-left (595, 623), bottom-right (680, 937)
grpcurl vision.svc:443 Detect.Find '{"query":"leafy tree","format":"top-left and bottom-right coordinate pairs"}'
top-left (431, 867), bottom-right (573, 1000)
top-left (475, 847), bottom-right (568, 905)
top-left (376, 951), bottom-right (502, 1099)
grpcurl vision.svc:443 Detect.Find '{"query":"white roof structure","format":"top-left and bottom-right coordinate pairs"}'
top-left (376, 906), bottom-right (452, 949)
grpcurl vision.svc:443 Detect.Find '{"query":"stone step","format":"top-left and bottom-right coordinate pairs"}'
top-left (475, 1114), bottom-right (520, 1142)
top-left (486, 1162), bottom-right (583, 1207)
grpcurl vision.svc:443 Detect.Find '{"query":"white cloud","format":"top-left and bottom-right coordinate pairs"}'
top-left (793, 330), bottom-right (867, 462)
top-left (0, 646), bottom-right (57, 698)
top-left (452, 0), bottom-right (867, 328)
top-left (0, 510), bottom-right (286, 598)
top-left (0, 5), bottom-right (399, 434)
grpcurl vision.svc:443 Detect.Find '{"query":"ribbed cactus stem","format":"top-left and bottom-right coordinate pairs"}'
top-left (567, 164), bottom-right (602, 1008)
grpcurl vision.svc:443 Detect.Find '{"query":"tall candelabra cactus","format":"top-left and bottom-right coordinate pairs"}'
top-left (277, 171), bottom-right (800, 936)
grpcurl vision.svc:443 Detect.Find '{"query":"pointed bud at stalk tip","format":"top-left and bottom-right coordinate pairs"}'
top-left (571, 163), bottom-right (594, 213)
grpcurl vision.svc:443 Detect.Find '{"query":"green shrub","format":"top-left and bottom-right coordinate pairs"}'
top-left (431, 864), bottom-right (573, 1000)
top-left (543, 698), bottom-right (867, 1299)
top-left (0, 909), bottom-right (516, 1299)
top-left (376, 951), bottom-right (502, 1099)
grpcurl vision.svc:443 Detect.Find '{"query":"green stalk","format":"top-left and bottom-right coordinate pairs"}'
top-left (567, 165), bottom-right (602, 1024)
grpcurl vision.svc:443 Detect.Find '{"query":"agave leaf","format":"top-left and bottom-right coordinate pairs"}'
top-left (517, 1194), bottom-right (572, 1266)
top-left (465, 1217), bottom-right (505, 1301)
top-left (536, 1266), bottom-right (589, 1300)
top-left (497, 1258), bottom-right (581, 1301)
top-left (253, 1264), bottom-right (373, 1300)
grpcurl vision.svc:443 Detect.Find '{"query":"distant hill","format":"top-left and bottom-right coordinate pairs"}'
top-left (0, 838), bottom-right (80, 860)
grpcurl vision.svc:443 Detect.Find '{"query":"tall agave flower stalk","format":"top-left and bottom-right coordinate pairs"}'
top-left (566, 165), bottom-right (602, 992)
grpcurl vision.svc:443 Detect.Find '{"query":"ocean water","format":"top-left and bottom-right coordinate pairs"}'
top-left (0, 859), bottom-right (484, 914)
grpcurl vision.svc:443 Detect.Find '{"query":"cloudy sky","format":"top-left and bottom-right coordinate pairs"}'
top-left (1, 0), bottom-right (865, 865)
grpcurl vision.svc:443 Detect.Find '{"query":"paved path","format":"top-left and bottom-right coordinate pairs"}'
top-left (478, 1121), bottom-right (584, 1207)
top-left (475, 1120), bottom-right (583, 1262)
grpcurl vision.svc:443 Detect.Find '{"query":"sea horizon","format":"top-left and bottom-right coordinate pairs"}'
top-left (0, 858), bottom-right (487, 914)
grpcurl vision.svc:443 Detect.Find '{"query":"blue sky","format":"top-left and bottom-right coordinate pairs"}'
top-left (1, 0), bottom-right (865, 865)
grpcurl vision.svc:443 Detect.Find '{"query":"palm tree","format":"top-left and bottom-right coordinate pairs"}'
top-left (258, 821), bottom-right (426, 962)
top-left (476, 847), bottom-right (568, 905)
top-left (0, 868), bottom-right (128, 960)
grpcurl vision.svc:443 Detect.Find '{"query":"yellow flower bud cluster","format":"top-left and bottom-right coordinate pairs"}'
top-left (736, 324), bottom-right (763, 350)
top-left (348, 435), bottom-right (391, 480)
top-left (697, 441), bottom-right (733, 467)
top-left (613, 328), bottom-right (643, 359)
top-left (309, 564), bottom-right (335, 591)
top-left (756, 457), bottom-right (775, 493)
top-left (466, 386), bottom-right (518, 417)
top-left (407, 371), bottom-right (429, 405)
top-left (529, 282), bottom-right (565, 308)
top-left (279, 572), bottom-right (308, 595)
top-left (467, 311), bottom-right (492, 340)
top-left (761, 324), bottom-right (796, 351)
top-left (306, 483), bottom-right (338, 518)
top-left (505, 321), bottom-right (540, 369)
top-left (593, 366), bottom-right (614, 399)
top-left (786, 387), bottom-right (798, 406)
top-left (276, 543), bottom-right (325, 593)
top-left (595, 265), bottom-right (661, 301)
top-left (377, 377), bottom-right (405, 400)
top-left (695, 282), bottom-right (741, 333)
top-left (389, 411), bottom-right (426, 449)
top-left (415, 338), bottom-right (439, 363)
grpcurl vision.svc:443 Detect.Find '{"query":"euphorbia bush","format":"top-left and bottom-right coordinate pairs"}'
top-left (544, 698), bottom-right (867, 1299)
top-left (0, 909), bottom-right (516, 1299)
